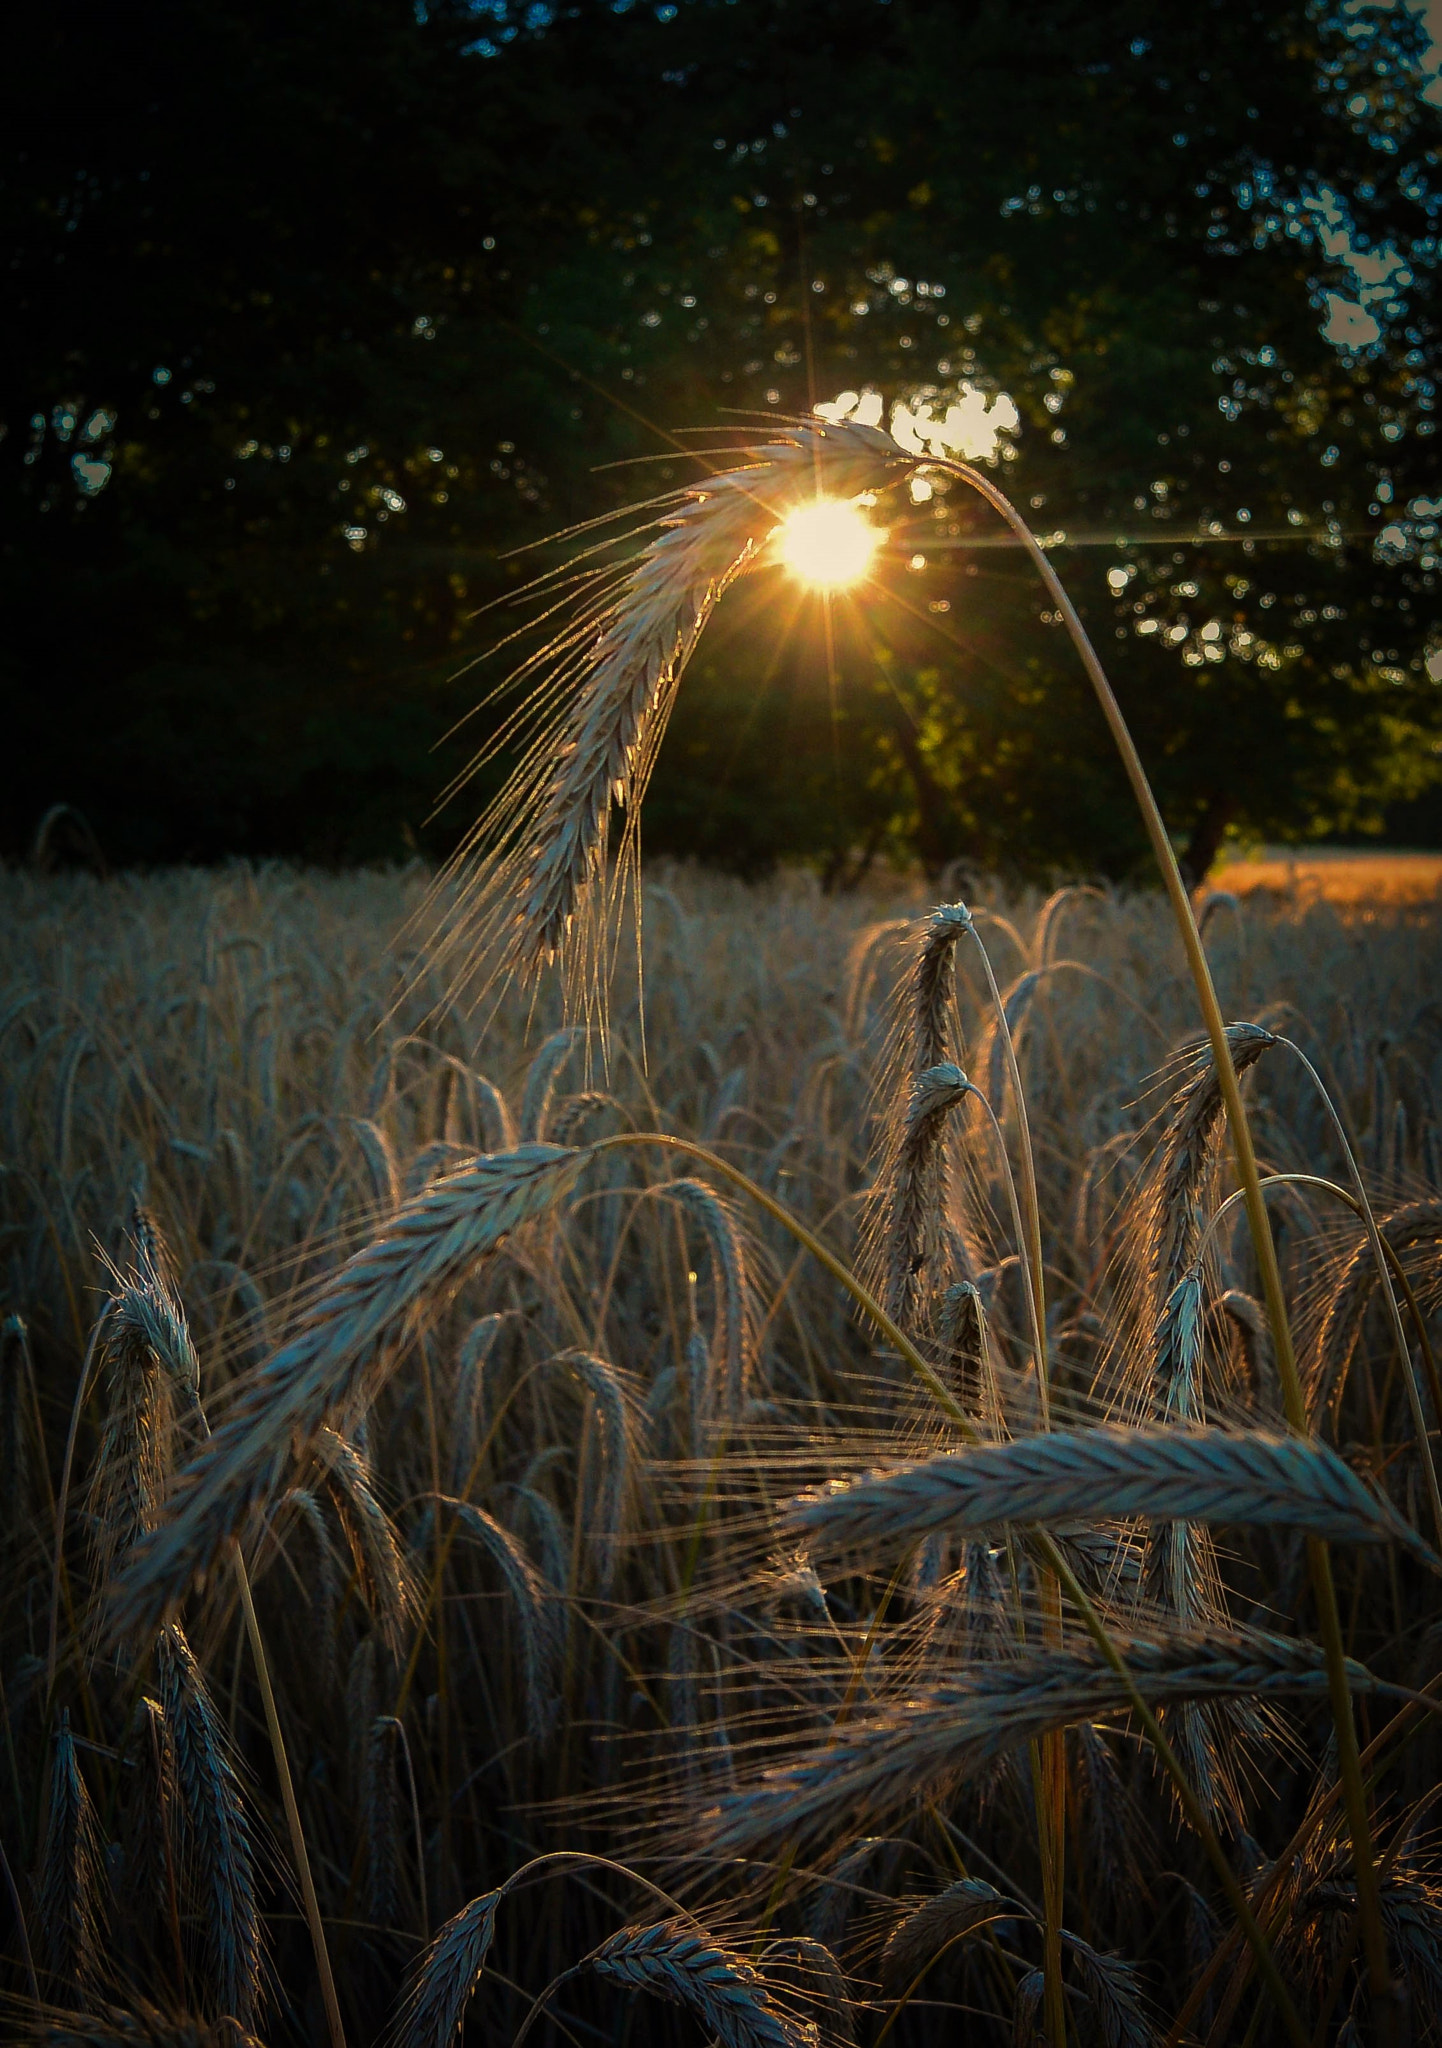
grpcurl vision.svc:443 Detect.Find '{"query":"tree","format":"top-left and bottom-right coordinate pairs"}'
top-left (4, 0), bottom-right (1439, 876)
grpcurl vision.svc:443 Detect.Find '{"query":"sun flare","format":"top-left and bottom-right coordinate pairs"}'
top-left (775, 498), bottom-right (884, 590)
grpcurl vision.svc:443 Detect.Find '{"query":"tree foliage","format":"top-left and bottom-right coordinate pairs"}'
top-left (5, 0), bottom-right (1441, 875)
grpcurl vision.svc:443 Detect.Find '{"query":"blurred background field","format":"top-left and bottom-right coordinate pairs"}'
top-left (1216, 847), bottom-right (1442, 907)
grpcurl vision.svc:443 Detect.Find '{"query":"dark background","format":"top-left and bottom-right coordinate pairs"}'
top-left (6, 0), bottom-right (1442, 882)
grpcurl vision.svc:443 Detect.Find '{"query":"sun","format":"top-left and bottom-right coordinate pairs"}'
top-left (775, 497), bottom-right (884, 590)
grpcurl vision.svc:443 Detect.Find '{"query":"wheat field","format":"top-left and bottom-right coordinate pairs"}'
top-left (3, 852), bottom-right (1442, 2048)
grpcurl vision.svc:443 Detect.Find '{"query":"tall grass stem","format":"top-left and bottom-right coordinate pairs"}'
top-left (930, 455), bottom-right (1394, 2026)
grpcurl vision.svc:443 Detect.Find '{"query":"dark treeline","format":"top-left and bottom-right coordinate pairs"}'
top-left (5, 0), bottom-right (1442, 878)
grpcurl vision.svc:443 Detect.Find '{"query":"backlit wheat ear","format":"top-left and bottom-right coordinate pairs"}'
top-left (314, 1426), bottom-right (412, 1649)
top-left (520, 1026), bottom-right (586, 1140)
top-left (37, 1711), bottom-right (105, 2005)
top-left (787, 1425), bottom-right (1430, 1559)
top-left (1310, 1197), bottom-right (1442, 1421)
top-left (1146, 1023), bottom-right (1278, 1307)
top-left (551, 1349), bottom-right (636, 1598)
top-left (155, 1623), bottom-right (262, 2030)
top-left (658, 1178), bottom-right (754, 1420)
top-left (588, 1918), bottom-right (819, 2048)
top-left (429, 1494), bottom-right (562, 1738)
top-left (1059, 1931), bottom-right (1158, 2048)
top-left (860, 906), bottom-right (975, 1324)
top-left (865, 1063), bottom-right (973, 1333)
top-left (697, 1626), bottom-right (1370, 1857)
top-left (880, 1878), bottom-right (1019, 1985)
top-left (756, 1936), bottom-right (854, 2048)
top-left (430, 419), bottom-right (915, 1018)
top-left (110, 1143), bottom-right (585, 1637)
top-left (1145, 1266), bottom-right (1248, 1823)
top-left (391, 1887), bottom-right (500, 2048)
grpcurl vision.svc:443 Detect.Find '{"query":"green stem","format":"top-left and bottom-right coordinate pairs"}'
top-left (931, 456), bottom-right (1393, 2024)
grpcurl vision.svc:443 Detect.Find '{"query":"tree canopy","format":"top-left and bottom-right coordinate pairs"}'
top-left (6, 0), bottom-right (1442, 878)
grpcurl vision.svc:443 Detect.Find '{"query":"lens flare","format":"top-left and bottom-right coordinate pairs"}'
top-left (776, 498), bottom-right (884, 590)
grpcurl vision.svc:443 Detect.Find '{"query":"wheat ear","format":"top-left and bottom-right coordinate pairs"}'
top-left (1146, 1024), bottom-right (1277, 1306)
top-left (588, 1918), bottom-right (818, 2048)
top-left (314, 1426), bottom-right (412, 1647)
top-left (427, 1494), bottom-right (562, 1737)
top-left (431, 419), bottom-right (914, 1012)
top-left (155, 1623), bottom-right (263, 2029)
top-left (698, 1625), bottom-right (1369, 1856)
top-left (657, 1177), bottom-right (753, 1419)
top-left (881, 1878), bottom-right (1019, 1985)
top-left (787, 1424), bottom-right (1429, 1559)
top-left (859, 905), bottom-right (974, 1325)
top-left (110, 1144), bottom-right (584, 1636)
top-left (36, 1711), bottom-right (105, 2005)
top-left (391, 1888), bottom-right (500, 2048)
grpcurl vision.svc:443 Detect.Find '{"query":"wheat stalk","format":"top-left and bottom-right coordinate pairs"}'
top-left (787, 1424), bottom-right (1428, 1558)
top-left (155, 1623), bottom-right (262, 2029)
top-left (391, 1888), bottom-right (501, 2048)
top-left (698, 1625), bottom-right (1370, 1856)
top-left (880, 1878), bottom-right (1018, 1985)
top-left (110, 1143), bottom-right (585, 1636)
top-left (37, 1711), bottom-right (105, 2005)
top-left (430, 419), bottom-right (915, 1013)
top-left (588, 1918), bottom-right (818, 2048)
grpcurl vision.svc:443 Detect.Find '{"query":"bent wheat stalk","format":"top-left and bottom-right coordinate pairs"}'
top-left (697, 1625), bottom-right (1372, 1858)
top-left (923, 448), bottom-right (1393, 2026)
top-left (432, 418), bottom-right (916, 1012)
top-left (109, 1144), bottom-right (585, 1637)
top-left (786, 1425), bottom-right (1434, 1562)
top-left (587, 1918), bottom-right (817, 2048)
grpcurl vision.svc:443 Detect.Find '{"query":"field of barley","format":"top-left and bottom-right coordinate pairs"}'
top-left (3, 858), bottom-right (1442, 2048)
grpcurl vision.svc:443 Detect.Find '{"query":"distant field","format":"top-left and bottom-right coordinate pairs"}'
top-left (1212, 845), bottom-right (1442, 906)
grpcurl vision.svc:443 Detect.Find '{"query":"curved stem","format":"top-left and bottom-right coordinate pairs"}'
top-left (928, 456), bottom-right (1392, 2024)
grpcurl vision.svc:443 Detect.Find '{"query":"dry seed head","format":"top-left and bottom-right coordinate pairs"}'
top-left (1147, 1023), bottom-right (1277, 1305)
top-left (391, 1887), bottom-right (501, 2048)
top-left (431, 419), bottom-right (916, 1018)
top-left (880, 1878), bottom-right (1018, 1985)
top-left (788, 1424), bottom-right (1429, 1559)
top-left (111, 1143), bottom-right (585, 1636)
top-left (698, 1625), bottom-right (1368, 1856)
top-left (15, 2003), bottom-right (266, 2048)
top-left (659, 1177), bottom-right (754, 1421)
top-left (155, 1623), bottom-right (262, 2029)
top-left (429, 1493), bottom-right (563, 1737)
top-left (314, 1426), bottom-right (413, 1647)
top-left (589, 1918), bottom-right (819, 2048)
top-left (37, 1711), bottom-right (105, 2005)
top-left (1310, 1198), bottom-right (1442, 1422)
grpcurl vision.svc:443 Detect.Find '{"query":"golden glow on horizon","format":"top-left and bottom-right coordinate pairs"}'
top-left (776, 498), bottom-right (883, 591)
